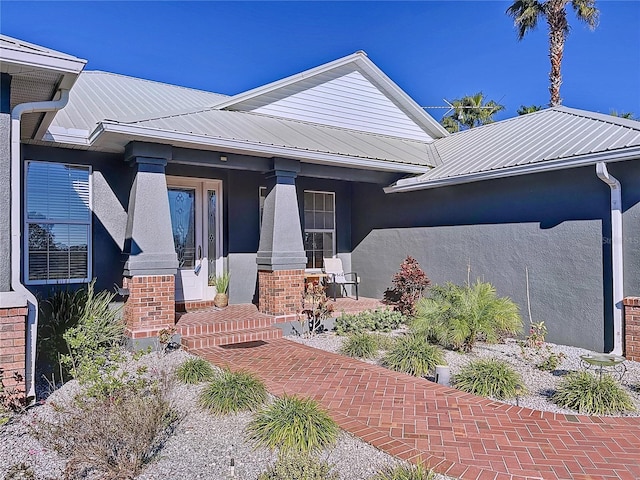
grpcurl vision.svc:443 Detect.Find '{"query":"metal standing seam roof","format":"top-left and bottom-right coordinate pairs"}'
top-left (51, 71), bottom-right (228, 133)
top-left (403, 106), bottom-right (640, 184)
top-left (118, 109), bottom-right (438, 167)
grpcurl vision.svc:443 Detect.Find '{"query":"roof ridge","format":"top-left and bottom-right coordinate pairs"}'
top-left (551, 105), bottom-right (640, 130)
top-left (81, 70), bottom-right (228, 98)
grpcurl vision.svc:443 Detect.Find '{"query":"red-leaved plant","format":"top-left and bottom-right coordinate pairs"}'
top-left (384, 256), bottom-right (431, 316)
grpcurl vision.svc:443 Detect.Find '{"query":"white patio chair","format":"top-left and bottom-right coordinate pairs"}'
top-left (323, 257), bottom-right (360, 301)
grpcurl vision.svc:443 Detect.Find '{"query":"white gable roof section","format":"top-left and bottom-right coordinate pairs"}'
top-left (387, 107), bottom-right (640, 192)
top-left (215, 52), bottom-right (449, 142)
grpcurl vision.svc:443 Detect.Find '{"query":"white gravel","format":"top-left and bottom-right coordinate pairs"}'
top-left (0, 348), bottom-right (438, 480)
top-left (5, 333), bottom-right (635, 479)
top-left (290, 332), bottom-right (640, 415)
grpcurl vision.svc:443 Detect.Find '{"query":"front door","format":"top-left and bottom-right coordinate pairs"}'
top-left (167, 178), bottom-right (222, 302)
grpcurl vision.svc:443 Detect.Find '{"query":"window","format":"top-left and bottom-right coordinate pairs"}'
top-left (303, 191), bottom-right (335, 269)
top-left (25, 161), bottom-right (91, 284)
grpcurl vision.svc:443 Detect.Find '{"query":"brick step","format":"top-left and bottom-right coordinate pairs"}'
top-left (181, 327), bottom-right (283, 350)
top-left (177, 315), bottom-right (276, 336)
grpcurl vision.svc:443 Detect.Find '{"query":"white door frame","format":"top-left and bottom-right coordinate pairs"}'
top-left (167, 176), bottom-right (223, 301)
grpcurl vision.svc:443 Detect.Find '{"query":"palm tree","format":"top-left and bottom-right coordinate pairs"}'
top-left (506, 0), bottom-right (599, 107)
top-left (610, 110), bottom-right (636, 120)
top-left (441, 92), bottom-right (505, 132)
top-left (517, 104), bottom-right (544, 115)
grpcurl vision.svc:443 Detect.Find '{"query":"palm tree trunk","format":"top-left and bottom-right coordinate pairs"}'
top-left (546, 0), bottom-right (569, 106)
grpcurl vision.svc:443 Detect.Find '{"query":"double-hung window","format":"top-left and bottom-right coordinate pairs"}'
top-left (303, 191), bottom-right (335, 269)
top-left (25, 161), bottom-right (92, 284)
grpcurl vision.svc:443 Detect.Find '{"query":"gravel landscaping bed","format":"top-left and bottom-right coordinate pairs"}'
top-left (3, 332), bottom-right (637, 479)
top-left (289, 332), bottom-right (640, 415)
top-left (0, 348), bottom-right (447, 480)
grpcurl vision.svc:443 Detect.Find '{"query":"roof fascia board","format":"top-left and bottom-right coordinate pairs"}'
top-left (212, 52), bottom-right (366, 110)
top-left (0, 46), bottom-right (86, 75)
top-left (91, 122), bottom-right (430, 174)
top-left (213, 52), bottom-right (449, 139)
top-left (384, 146), bottom-right (640, 193)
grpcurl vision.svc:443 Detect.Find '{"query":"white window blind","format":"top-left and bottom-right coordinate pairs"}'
top-left (25, 161), bottom-right (91, 284)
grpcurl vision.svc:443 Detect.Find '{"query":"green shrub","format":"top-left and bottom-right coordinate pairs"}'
top-left (536, 351), bottom-right (565, 372)
top-left (453, 359), bottom-right (523, 399)
top-left (38, 287), bottom-right (88, 373)
top-left (258, 453), bottom-right (339, 480)
top-left (199, 369), bottom-right (266, 415)
top-left (340, 332), bottom-right (379, 359)
top-left (175, 358), bottom-right (215, 384)
top-left (413, 280), bottom-right (522, 352)
top-left (335, 309), bottom-right (406, 335)
top-left (371, 464), bottom-right (436, 480)
top-left (383, 256), bottom-right (431, 316)
top-left (247, 395), bottom-right (339, 454)
top-left (381, 335), bottom-right (444, 377)
top-left (552, 371), bottom-right (636, 415)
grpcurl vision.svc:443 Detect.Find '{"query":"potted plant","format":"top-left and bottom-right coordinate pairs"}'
top-left (214, 272), bottom-right (230, 308)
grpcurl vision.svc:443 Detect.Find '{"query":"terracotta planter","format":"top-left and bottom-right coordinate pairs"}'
top-left (214, 292), bottom-right (228, 308)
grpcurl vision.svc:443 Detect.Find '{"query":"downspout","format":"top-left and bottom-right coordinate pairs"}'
top-left (595, 162), bottom-right (624, 356)
top-left (10, 90), bottom-right (70, 401)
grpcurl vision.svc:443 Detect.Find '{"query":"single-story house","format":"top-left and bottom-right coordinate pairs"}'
top-left (1, 34), bottom-right (639, 401)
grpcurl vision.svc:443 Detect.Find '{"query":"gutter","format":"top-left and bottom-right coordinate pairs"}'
top-left (596, 163), bottom-right (624, 356)
top-left (384, 146), bottom-right (640, 193)
top-left (91, 122), bottom-right (432, 174)
top-left (10, 90), bottom-right (70, 401)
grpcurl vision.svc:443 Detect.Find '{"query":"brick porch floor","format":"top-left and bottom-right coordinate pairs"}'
top-left (194, 338), bottom-right (640, 480)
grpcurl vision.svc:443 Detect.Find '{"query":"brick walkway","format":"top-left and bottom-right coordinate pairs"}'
top-left (194, 338), bottom-right (640, 480)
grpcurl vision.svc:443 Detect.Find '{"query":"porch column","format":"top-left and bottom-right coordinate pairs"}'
top-left (122, 142), bottom-right (178, 344)
top-left (257, 158), bottom-right (307, 320)
top-left (622, 297), bottom-right (640, 361)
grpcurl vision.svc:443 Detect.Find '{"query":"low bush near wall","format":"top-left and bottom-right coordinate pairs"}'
top-left (383, 256), bottom-right (431, 316)
top-left (413, 280), bottom-right (522, 352)
top-left (552, 371), bottom-right (636, 415)
top-left (60, 281), bottom-right (124, 385)
top-left (335, 309), bottom-right (406, 335)
top-left (453, 359), bottom-right (524, 399)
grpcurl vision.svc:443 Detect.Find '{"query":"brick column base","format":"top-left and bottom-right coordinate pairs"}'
top-left (258, 269), bottom-right (304, 320)
top-left (123, 275), bottom-right (175, 340)
top-left (0, 306), bottom-right (27, 402)
top-left (622, 297), bottom-right (640, 361)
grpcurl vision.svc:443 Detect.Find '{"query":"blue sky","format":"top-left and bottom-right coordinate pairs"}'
top-left (2, 1), bottom-right (639, 121)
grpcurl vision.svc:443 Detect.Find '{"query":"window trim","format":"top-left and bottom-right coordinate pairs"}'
top-left (303, 190), bottom-right (336, 271)
top-left (23, 160), bottom-right (93, 285)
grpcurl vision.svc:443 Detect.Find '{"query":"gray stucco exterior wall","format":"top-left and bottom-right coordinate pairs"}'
top-left (0, 113), bottom-right (11, 292)
top-left (351, 164), bottom-right (637, 352)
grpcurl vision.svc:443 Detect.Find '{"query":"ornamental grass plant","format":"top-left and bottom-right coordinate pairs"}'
top-left (551, 371), bottom-right (636, 415)
top-left (175, 357), bottom-right (215, 384)
top-left (247, 395), bottom-right (339, 454)
top-left (340, 332), bottom-right (379, 359)
top-left (453, 358), bottom-right (524, 399)
top-left (199, 369), bottom-right (267, 415)
top-left (381, 334), bottom-right (444, 377)
top-left (258, 453), bottom-right (339, 480)
top-left (371, 464), bottom-right (436, 480)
